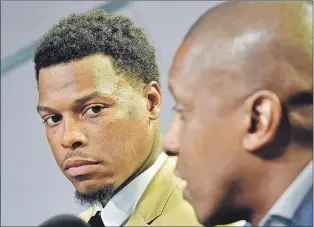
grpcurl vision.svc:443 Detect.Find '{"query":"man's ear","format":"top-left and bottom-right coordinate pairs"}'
top-left (143, 81), bottom-right (162, 120)
top-left (243, 90), bottom-right (282, 153)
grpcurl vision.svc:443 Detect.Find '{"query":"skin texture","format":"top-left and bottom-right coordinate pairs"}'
top-left (37, 54), bottom-right (162, 203)
top-left (163, 1), bottom-right (312, 226)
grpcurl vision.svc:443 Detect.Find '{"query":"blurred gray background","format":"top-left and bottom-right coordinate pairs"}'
top-left (1, 1), bottom-right (222, 226)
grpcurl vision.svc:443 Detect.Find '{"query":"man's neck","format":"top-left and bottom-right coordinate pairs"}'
top-left (245, 145), bottom-right (312, 226)
top-left (133, 132), bottom-right (162, 178)
top-left (102, 131), bottom-right (162, 207)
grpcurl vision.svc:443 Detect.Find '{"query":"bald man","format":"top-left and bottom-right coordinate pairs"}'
top-left (163, 1), bottom-right (313, 227)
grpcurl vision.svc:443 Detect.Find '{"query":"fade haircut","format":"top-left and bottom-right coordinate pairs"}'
top-left (33, 9), bottom-right (160, 86)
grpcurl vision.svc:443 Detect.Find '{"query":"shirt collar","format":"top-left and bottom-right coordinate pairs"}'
top-left (93, 153), bottom-right (167, 226)
top-left (259, 160), bottom-right (313, 226)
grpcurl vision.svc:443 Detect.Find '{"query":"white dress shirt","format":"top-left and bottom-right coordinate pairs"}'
top-left (258, 161), bottom-right (313, 226)
top-left (93, 153), bottom-right (167, 226)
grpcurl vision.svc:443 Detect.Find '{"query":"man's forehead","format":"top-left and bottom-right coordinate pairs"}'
top-left (169, 38), bottom-right (241, 101)
top-left (170, 41), bottom-right (204, 81)
top-left (39, 54), bottom-right (117, 80)
top-left (38, 55), bottom-right (133, 102)
top-left (167, 43), bottom-right (202, 103)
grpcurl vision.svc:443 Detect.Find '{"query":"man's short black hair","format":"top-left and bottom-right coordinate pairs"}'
top-left (34, 9), bottom-right (160, 85)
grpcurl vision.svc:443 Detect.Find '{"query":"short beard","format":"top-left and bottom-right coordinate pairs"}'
top-left (74, 183), bottom-right (115, 207)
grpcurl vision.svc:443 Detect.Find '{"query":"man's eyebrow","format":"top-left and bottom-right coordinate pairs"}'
top-left (168, 84), bottom-right (175, 95)
top-left (168, 84), bottom-right (178, 101)
top-left (74, 92), bottom-right (111, 105)
top-left (36, 92), bottom-right (112, 114)
top-left (36, 106), bottom-right (57, 114)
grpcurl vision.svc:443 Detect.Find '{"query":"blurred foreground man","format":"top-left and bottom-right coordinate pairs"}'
top-left (164, 1), bottom-right (313, 227)
top-left (34, 9), bottom-right (201, 226)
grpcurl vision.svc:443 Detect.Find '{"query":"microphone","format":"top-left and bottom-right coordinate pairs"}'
top-left (39, 214), bottom-right (90, 227)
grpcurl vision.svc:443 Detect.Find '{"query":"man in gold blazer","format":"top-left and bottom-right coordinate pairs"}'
top-left (34, 8), bottom-right (204, 227)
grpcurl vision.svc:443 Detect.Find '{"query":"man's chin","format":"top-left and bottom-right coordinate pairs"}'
top-left (202, 209), bottom-right (248, 227)
top-left (202, 215), bottom-right (232, 227)
top-left (195, 203), bottom-right (234, 226)
top-left (74, 183), bottom-right (115, 207)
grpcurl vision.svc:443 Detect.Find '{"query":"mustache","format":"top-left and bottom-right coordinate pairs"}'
top-left (60, 152), bottom-right (99, 168)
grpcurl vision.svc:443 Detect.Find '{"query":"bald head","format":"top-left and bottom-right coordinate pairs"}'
top-left (186, 1), bottom-right (312, 56)
top-left (172, 0), bottom-right (313, 144)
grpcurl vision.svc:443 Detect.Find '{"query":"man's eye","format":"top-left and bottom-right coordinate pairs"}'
top-left (85, 105), bottom-right (105, 115)
top-left (44, 115), bottom-right (62, 125)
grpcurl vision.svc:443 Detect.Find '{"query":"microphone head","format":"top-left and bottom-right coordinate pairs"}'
top-left (39, 214), bottom-right (90, 227)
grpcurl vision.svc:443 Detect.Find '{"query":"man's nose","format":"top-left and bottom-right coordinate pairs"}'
top-left (61, 118), bottom-right (87, 150)
top-left (163, 116), bottom-right (181, 157)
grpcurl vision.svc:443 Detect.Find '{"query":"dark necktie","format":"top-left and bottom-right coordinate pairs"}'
top-left (88, 211), bottom-right (105, 227)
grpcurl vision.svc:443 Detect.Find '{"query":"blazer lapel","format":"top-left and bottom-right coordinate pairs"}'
top-left (126, 208), bottom-right (149, 226)
top-left (79, 207), bottom-right (95, 223)
top-left (127, 157), bottom-right (180, 225)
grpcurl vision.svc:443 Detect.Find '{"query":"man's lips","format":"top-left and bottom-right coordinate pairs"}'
top-left (63, 159), bottom-right (101, 177)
